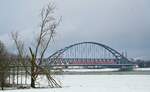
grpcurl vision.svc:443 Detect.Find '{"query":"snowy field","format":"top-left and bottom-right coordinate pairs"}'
top-left (63, 68), bottom-right (150, 72)
top-left (1, 75), bottom-right (150, 92)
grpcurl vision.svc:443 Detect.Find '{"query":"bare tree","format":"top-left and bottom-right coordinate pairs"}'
top-left (0, 40), bottom-right (9, 90)
top-left (12, 2), bottom-right (61, 88)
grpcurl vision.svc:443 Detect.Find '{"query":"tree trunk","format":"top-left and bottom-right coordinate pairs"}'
top-left (31, 77), bottom-right (35, 88)
top-left (31, 66), bottom-right (35, 88)
top-left (31, 59), bottom-right (36, 88)
top-left (30, 47), bottom-right (36, 88)
top-left (1, 72), bottom-right (4, 90)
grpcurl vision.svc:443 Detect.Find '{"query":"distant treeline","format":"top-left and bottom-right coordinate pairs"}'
top-left (134, 60), bottom-right (150, 68)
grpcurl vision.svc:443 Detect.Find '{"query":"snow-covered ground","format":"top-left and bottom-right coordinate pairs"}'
top-left (134, 68), bottom-right (150, 71)
top-left (63, 68), bottom-right (150, 72)
top-left (63, 68), bottom-right (119, 72)
top-left (2, 75), bottom-right (150, 92)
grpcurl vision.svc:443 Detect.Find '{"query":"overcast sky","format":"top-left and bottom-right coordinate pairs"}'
top-left (0, 0), bottom-right (150, 60)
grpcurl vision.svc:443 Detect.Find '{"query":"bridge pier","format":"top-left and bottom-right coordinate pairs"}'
top-left (119, 65), bottom-right (134, 71)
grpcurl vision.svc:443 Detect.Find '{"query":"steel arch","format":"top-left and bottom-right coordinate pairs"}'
top-left (47, 42), bottom-right (131, 64)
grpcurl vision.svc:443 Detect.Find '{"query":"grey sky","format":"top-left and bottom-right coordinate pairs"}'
top-left (0, 0), bottom-right (150, 60)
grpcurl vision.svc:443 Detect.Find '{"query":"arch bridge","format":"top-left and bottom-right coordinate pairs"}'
top-left (46, 42), bottom-right (135, 69)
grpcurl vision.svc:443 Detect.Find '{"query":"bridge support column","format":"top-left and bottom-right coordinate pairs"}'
top-left (119, 66), bottom-right (134, 71)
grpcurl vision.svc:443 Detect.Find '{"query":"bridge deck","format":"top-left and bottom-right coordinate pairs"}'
top-left (49, 64), bottom-right (135, 69)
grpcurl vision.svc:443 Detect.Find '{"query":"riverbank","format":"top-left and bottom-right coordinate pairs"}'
top-left (61, 68), bottom-right (150, 75)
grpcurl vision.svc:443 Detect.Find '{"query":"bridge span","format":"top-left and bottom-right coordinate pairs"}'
top-left (46, 42), bottom-right (135, 70)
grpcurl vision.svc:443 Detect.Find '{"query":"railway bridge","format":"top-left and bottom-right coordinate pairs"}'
top-left (46, 42), bottom-right (135, 70)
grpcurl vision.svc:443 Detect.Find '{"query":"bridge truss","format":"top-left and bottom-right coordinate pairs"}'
top-left (46, 42), bottom-right (134, 69)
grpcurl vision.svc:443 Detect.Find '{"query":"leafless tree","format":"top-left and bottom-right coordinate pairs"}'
top-left (0, 40), bottom-right (9, 90)
top-left (12, 2), bottom-right (61, 88)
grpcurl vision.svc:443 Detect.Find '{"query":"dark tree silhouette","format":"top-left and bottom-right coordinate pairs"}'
top-left (0, 40), bottom-right (9, 90)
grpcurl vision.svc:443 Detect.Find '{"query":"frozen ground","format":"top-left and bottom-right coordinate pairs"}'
top-left (63, 68), bottom-right (150, 72)
top-left (134, 68), bottom-right (150, 71)
top-left (63, 68), bottom-right (119, 72)
top-left (62, 68), bottom-right (150, 75)
top-left (2, 75), bottom-right (150, 92)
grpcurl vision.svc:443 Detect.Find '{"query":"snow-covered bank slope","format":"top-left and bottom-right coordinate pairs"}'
top-left (2, 75), bottom-right (150, 92)
top-left (63, 68), bottom-right (150, 72)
